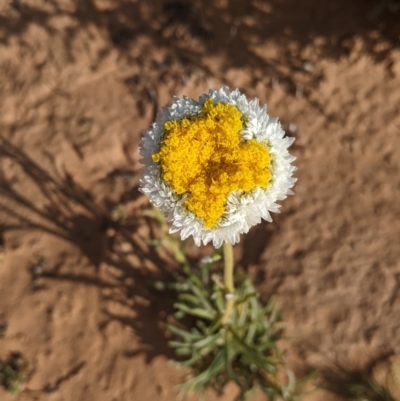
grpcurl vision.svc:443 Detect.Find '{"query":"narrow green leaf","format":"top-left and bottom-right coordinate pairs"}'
top-left (179, 352), bottom-right (204, 368)
top-left (174, 303), bottom-right (216, 320)
top-left (193, 332), bottom-right (221, 350)
top-left (243, 295), bottom-right (261, 344)
top-left (212, 290), bottom-right (225, 314)
top-left (189, 350), bottom-right (225, 389)
top-left (281, 368), bottom-right (296, 398)
top-left (229, 327), bottom-right (276, 373)
top-left (173, 311), bottom-right (185, 320)
top-left (175, 347), bottom-right (192, 356)
top-left (196, 320), bottom-right (208, 334)
top-left (187, 281), bottom-right (214, 311)
top-left (178, 293), bottom-right (202, 305)
top-left (206, 316), bottom-right (224, 336)
top-left (167, 324), bottom-right (202, 342)
top-left (235, 291), bottom-right (259, 307)
top-left (237, 300), bottom-right (248, 327)
top-left (223, 337), bottom-right (243, 390)
top-left (168, 340), bottom-right (187, 348)
top-left (212, 253), bottom-right (222, 262)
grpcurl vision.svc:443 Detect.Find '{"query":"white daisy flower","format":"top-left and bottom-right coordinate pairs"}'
top-left (139, 87), bottom-right (297, 248)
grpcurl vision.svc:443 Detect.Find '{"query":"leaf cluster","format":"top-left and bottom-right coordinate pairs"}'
top-left (168, 265), bottom-right (297, 401)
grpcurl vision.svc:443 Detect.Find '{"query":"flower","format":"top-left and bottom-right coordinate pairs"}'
top-left (139, 87), bottom-right (297, 248)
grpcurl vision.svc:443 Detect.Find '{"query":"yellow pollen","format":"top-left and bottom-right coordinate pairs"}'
top-left (152, 98), bottom-right (272, 228)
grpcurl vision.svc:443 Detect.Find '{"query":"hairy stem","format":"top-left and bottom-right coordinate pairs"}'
top-left (222, 241), bottom-right (235, 325)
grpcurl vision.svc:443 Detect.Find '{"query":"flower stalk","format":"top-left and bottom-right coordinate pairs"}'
top-left (222, 241), bottom-right (235, 325)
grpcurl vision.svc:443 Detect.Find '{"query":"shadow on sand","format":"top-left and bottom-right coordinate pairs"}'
top-left (0, 135), bottom-right (177, 362)
top-left (0, 0), bottom-right (399, 99)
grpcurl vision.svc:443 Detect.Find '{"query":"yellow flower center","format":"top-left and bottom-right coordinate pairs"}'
top-left (152, 98), bottom-right (272, 228)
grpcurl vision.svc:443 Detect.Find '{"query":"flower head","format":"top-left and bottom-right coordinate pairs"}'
top-left (140, 87), bottom-right (296, 248)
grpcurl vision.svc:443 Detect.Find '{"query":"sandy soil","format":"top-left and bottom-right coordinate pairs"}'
top-left (1, 0), bottom-right (400, 400)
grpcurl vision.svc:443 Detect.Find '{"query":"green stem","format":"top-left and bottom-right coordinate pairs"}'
top-left (222, 241), bottom-right (235, 325)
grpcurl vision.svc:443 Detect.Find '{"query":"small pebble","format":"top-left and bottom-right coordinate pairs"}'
top-left (33, 265), bottom-right (43, 276)
top-left (303, 61), bottom-right (314, 73)
top-left (288, 123), bottom-right (297, 134)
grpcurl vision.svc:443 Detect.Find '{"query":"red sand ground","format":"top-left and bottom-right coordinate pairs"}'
top-left (1, 0), bottom-right (400, 400)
